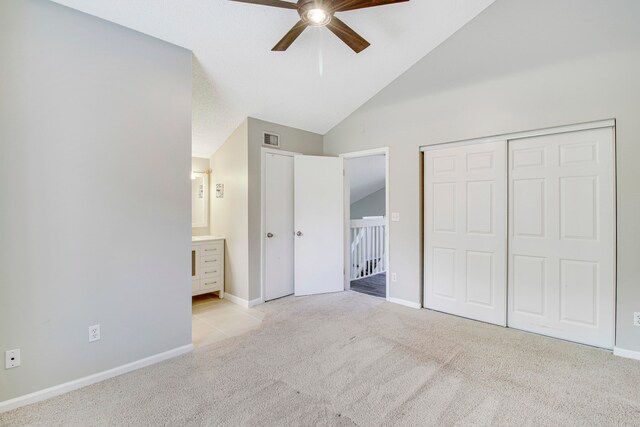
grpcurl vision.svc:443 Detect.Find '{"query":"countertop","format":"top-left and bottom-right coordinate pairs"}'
top-left (192, 235), bottom-right (225, 243)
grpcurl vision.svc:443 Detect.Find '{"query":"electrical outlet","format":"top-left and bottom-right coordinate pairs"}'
top-left (391, 272), bottom-right (397, 282)
top-left (89, 324), bottom-right (101, 342)
top-left (634, 312), bottom-right (640, 326)
top-left (391, 212), bottom-right (400, 222)
top-left (5, 349), bottom-right (20, 369)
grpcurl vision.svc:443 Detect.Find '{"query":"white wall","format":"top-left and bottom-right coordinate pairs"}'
top-left (247, 118), bottom-right (323, 301)
top-left (351, 188), bottom-right (386, 220)
top-left (191, 157), bottom-right (211, 236)
top-left (324, 0), bottom-right (640, 352)
top-left (210, 120), bottom-right (250, 300)
top-left (0, 0), bottom-right (192, 402)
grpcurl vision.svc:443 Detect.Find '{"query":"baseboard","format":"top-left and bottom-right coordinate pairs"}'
top-left (0, 344), bottom-right (193, 414)
top-left (225, 293), bottom-right (263, 308)
top-left (613, 347), bottom-right (640, 361)
top-left (389, 297), bottom-right (422, 309)
top-left (248, 297), bottom-right (264, 308)
top-left (224, 293), bottom-right (249, 308)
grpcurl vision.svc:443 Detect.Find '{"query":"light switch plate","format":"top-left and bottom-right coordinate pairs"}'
top-left (391, 212), bottom-right (400, 222)
top-left (634, 312), bottom-right (640, 326)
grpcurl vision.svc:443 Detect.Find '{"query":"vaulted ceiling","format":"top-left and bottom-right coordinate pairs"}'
top-left (51, 0), bottom-right (495, 157)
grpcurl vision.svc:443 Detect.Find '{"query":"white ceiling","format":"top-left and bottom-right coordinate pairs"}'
top-left (51, 0), bottom-right (495, 157)
top-left (348, 155), bottom-right (385, 203)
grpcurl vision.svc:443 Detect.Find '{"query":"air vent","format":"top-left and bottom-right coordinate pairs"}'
top-left (263, 132), bottom-right (280, 148)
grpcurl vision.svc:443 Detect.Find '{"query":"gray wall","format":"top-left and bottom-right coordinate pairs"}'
top-left (351, 188), bottom-right (386, 220)
top-left (210, 118), bottom-right (321, 303)
top-left (192, 157), bottom-right (211, 237)
top-left (0, 0), bottom-right (192, 402)
top-left (324, 0), bottom-right (640, 352)
top-left (247, 118), bottom-right (323, 301)
top-left (210, 120), bottom-right (250, 300)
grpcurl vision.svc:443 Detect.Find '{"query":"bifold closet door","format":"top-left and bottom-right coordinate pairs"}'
top-left (508, 127), bottom-right (615, 349)
top-left (424, 141), bottom-right (507, 326)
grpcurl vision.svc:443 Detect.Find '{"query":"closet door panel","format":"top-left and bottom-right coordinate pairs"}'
top-left (507, 127), bottom-right (615, 349)
top-left (424, 141), bottom-right (507, 326)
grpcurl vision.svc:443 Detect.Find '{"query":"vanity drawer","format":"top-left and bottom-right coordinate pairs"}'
top-left (201, 266), bottom-right (222, 279)
top-left (200, 243), bottom-right (223, 256)
top-left (201, 278), bottom-right (222, 291)
top-left (201, 255), bottom-right (221, 267)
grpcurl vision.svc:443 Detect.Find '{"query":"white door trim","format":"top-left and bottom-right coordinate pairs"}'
top-left (260, 148), bottom-right (301, 304)
top-left (340, 147), bottom-right (390, 301)
top-left (420, 119), bottom-right (615, 152)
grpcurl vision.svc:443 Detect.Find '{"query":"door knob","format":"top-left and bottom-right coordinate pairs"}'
top-left (296, 231), bottom-right (303, 237)
top-left (266, 232), bottom-right (274, 238)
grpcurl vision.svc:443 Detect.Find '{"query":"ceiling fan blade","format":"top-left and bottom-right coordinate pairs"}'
top-left (326, 16), bottom-right (370, 53)
top-left (330, 0), bottom-right (409, 12)
top-left (229, 0), bottom-right (298, 10)
top-left (272, 20), bottom-right (309, 51)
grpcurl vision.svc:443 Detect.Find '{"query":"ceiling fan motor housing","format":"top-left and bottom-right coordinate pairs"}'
top-left (298, 0), bottom-right (334, 26)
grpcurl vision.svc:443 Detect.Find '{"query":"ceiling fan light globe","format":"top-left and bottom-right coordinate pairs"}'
top-left (305, 8), bottom-right (331, 26)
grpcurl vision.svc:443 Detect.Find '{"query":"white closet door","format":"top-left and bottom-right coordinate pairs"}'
top-left (264, 153), bottom-right (295, 301)
top-left (508, 127), bottom-right (615, 349)
top-left (424, 141), bottom-right (507, 326)
top-left (294, 155), bottom-right (344, 296)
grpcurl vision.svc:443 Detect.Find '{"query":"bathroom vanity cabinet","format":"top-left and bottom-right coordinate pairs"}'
top-left (192, 236), bottom-right (224, 297)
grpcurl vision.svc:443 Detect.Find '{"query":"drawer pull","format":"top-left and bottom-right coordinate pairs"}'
top-left (204, 259), bottom-right (218, 263)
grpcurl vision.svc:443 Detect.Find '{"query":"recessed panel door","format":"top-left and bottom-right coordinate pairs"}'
top-left (508, 127), bottom-right (615, 349)
top-left (424, 141), bottom-right (507, 326)
top-left (264, 153), bottom-right (295, 301)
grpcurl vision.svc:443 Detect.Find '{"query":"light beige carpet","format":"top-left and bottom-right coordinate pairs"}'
top-left (2, 291), bottom-right (640, 426)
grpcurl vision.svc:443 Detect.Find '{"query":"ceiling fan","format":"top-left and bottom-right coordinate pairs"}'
top-left (229, 0), bottom-right (410, 53)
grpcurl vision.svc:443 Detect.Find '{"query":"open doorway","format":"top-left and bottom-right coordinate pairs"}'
top-left (341, 149), bottom-right (389, 300)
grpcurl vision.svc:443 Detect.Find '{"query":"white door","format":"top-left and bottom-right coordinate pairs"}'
top-left (264, 153), bottom-right (295, 301)
top-left (424, 141), bottom-right (507, 326)
top-left (508, 127), bottom-right (615, 349)
top-left (294, 155), bottom-right (344, 296)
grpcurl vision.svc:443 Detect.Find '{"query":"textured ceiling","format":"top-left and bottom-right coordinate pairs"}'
top-left (51, 0), bottom-right (495, 157)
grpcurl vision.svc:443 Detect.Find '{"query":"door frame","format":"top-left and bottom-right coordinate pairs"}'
top-left (340, 147), bottom-right (390, 301)
top-left (420, 119), bottom-right (617, 347)
top-left (260, 148), bottom-right (301, 304)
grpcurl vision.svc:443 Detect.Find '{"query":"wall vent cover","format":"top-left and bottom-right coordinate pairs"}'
top-left (263, 132), bottom-right (280, 148)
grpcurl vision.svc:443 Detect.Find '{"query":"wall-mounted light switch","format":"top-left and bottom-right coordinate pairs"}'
top-left (391, 212), bottom-right (400, 222)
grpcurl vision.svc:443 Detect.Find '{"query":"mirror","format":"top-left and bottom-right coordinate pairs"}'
top-left (192, 172), bottom-right (209, 228)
